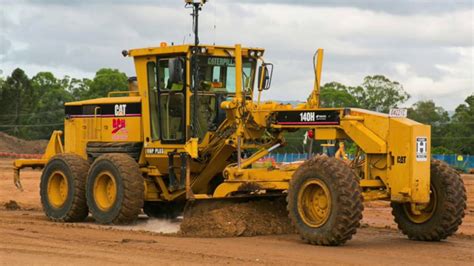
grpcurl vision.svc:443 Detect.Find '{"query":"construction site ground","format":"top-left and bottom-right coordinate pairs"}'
top-left (1, 158), bottom-right (473, 265)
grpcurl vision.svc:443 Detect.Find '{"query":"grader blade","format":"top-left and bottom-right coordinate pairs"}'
top-left (180, 197), bottom-right (294, 237)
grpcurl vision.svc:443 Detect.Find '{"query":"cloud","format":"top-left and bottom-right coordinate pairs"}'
top-left (11, 0), bottom-right (474, 15)
top-left (0, 36), bottom-right (12, 55)
top-left (235, 0), bottom-right (474, 15)
top-left (0, 0), bottom-right (473, 110)
top-left (395, 46), bottom-right (474, 108)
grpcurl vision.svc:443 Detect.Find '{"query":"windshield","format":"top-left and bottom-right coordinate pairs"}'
top-left (196, 56), bottom-right (256, 93)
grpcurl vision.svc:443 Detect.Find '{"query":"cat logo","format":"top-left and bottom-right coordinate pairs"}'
top-left (114, 104), bottom-right (127, 117)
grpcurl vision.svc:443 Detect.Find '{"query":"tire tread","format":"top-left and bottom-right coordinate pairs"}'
top-left (287, 155), bottom-right (363, 246)
top-left (41, 153), bottom-right (90, 222)
top-left (391, 159), bottom-right (466, 241)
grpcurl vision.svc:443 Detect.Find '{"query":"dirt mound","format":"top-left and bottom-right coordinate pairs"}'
top-left (4, 200), bottom-right (21, 210)
top-left (180, 198), bottom-right (295, 237)
top-left (0, 132), bottom-right (47, 154)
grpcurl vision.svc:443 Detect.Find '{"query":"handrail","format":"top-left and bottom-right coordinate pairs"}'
top-left (107, 91), bottom-right (139, 97)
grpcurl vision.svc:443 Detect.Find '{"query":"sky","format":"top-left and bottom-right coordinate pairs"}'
top-left (0, 0), bottom-right (473, 110)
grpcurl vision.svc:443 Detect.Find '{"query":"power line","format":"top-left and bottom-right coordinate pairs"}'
top-left (0, 109), bottom-right (63, 118)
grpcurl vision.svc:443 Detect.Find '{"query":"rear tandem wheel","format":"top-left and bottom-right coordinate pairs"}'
top-left (86, 153), bottom-right (144, 224)
top-left (40, 154), bottom-right (90, 222)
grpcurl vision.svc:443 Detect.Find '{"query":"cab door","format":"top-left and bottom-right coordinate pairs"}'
top-left (147, 57), bottom-right (187, 144)
top-left (156, 57), bottom-right (186, 144)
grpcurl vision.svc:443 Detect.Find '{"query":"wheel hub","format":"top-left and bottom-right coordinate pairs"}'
top-left (47, 171), bottom-right (69, 209)
top-left (298, 179), bottom-right (332, 227)
top-left (93, 171), bottom-right (117, 211)
top-left (404, 186), bottom-right (437, 224)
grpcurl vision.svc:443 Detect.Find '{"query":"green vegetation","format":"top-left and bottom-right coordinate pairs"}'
top-left (0, 69), bottom-right (472, 154)
top-left (286, 75), bottom-right (473, 155)
top-left (0, 68), bottom-right (128, 139)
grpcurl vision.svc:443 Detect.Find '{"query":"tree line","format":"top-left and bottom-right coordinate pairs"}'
top-left (0, 69), bottom-right (472, 154)
top-left (0, 68), bottom-right (128, 140)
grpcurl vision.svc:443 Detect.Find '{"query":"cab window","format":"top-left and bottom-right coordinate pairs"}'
top-left (156, 57), bottom-right (186, 143)
top-left (196, 56), bottom-right (255, 93)
top-left (147, 62), bottom-right (159, 140)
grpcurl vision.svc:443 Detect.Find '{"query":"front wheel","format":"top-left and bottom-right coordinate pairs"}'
top-left (391, 159), bottom-right (466, 241)
top-left (287, 155), bottom-right (363, 246)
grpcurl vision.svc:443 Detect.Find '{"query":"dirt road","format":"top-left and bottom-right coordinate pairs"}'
top-left (1, 159), bottom-right (474, 265)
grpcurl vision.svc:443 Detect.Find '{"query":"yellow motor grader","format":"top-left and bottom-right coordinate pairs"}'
top-left (13, 0), bottom-right (465, 246)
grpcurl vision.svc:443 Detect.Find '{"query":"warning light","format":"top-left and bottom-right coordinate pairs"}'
top-left (160, 42), bottom-right (168, 47)
top-left (211, 82), bottom-right (223, 88)
top-left (307, 130), bottom-right (314, 139)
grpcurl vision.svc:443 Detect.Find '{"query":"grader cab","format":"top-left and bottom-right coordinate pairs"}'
top-left (13, 0), bottom-right (466, 246)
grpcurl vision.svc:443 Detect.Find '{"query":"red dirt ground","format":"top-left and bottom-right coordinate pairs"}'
top-left (1, 158), bottom-right (473, 265)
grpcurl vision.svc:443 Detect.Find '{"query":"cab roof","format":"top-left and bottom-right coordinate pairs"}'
top-left (127, 44), bottom-right (265, 58)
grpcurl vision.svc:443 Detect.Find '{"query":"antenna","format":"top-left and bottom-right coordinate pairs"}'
top-left (213, 2), bottom-right (217, 45)
top-left (185, 0), bottom-right (207, 47)
top-left (184, 0), bottom-right (207, 138)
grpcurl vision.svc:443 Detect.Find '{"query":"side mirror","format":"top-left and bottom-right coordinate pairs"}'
top-left (169, 57), bottom-right (185, 84)
top-left (258, 63), bottom-right (273, 91)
